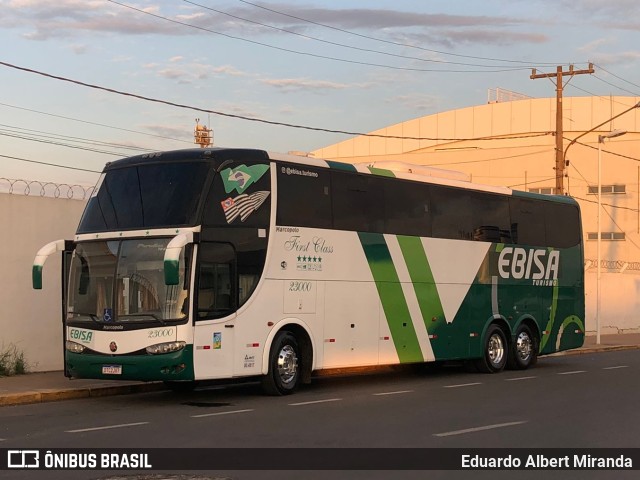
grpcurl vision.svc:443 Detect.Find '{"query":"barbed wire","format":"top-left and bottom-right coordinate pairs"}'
top-left (584, 259), bottom-right (640, 272)
top-left (0, 177), bottom-right (95, 199)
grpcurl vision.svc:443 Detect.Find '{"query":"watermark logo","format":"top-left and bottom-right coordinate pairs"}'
top-left (8, 450), bottom-right (39, 469)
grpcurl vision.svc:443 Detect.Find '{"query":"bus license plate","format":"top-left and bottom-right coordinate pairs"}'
top-left (102, 365), bottom-right (122, 375)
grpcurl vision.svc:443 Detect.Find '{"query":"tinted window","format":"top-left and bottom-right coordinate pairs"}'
top-left (509, 198), bottom-right (547, 246)
top-left (431, 186), bottom-right (511, 242)
top-left (203, 161), bottom-right (271, 228)
top-left (196, 243), bottom-right (236, 320)
top-left (78, 162), bottom-right (211, 232)
top-left (332, 172), bottom-right (385, 232)
top-left (383, 178), bottom-right (431, 237)
top-left (546, 203), bottom-right (581, 248)
top-left (276, 164), bottom-right (332, 228)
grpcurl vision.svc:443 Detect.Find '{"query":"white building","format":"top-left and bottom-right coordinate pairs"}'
top-left (313, 95), bottom-right (640, 335)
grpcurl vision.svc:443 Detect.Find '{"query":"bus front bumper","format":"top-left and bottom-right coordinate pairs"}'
top-left (65, 345), bottom-right (195, 381)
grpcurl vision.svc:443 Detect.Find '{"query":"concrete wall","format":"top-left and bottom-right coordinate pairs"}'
top-left (0, 193), bottom-right (86, 372)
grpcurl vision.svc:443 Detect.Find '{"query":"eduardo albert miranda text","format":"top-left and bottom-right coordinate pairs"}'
top-left (462, 454), bottom-right (633, 469)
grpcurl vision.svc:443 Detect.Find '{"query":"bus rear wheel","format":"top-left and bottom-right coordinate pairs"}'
top-left (475, 325), bottom-right (508, 373)
top-left (261, 331), bottom-right (301, 396)
top-left (507, 324), bottom-right (538, 370)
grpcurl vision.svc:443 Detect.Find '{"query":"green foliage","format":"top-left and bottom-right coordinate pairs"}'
top-left (0, 344), bottom-right (28, 376)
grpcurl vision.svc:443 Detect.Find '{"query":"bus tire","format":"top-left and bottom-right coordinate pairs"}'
top-left (507, 324), bottom-right (538, 370)
top-left (261, 331), bottom-right (301, 396)
top-left (475, 324), bottom-right (508, 373)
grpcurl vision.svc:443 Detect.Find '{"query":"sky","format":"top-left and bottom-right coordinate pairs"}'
top-left (1, 0), bottom-right (640, 188)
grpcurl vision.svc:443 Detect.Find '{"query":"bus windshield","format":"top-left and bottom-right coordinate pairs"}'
top-left (67, 238), bottom-right (189, 324)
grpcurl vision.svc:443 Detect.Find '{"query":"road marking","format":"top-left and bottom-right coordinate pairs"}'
top-left (443, 382), bottom-right (482, 388)
top-left (65, 422), bottom-right (149, 433)
top-left (373, 390), bottom-right (414, 396)
top-left (0, 438), bottom-right (6, 442)
top-left (434, 421), bottom-right (527, 437)
top-left (192, 409), bottom-right (254, 418)
top-left (288, 398), bottom-right (342, 406)
top-left (603, 365), bottom-right (629, 370)
top-left (505, 376), bottom-right (537, 381)
top-left (557, 370), bottom-right (586, 375)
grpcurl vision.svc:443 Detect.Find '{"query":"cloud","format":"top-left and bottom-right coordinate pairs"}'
top-left (588, 51), bottom-right (640, 67)
top-left (2, 0), bottom-right (548, 50)
top-left (143, 59), bottom-right (251, 84)
top-left (138, 123), bottom-right (191, 140)
top-left (3, 0), bottom-right (184, 40)
top-left (386, 94), bottom-right (441, 112)
top-left (260, 77), bottom-right (374, 93)
top-left (69, 43), bottom-right (88, 54)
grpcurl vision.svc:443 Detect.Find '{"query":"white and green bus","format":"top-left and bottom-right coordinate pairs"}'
top-left (34, 148), bottom-right (585, 395)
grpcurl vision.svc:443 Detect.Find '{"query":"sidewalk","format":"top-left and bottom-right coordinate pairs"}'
top-left (1, 333), bottom-right (639, 407)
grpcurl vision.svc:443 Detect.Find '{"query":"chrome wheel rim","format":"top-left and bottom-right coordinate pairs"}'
top-left (516, 331), bottom-right (533, 362)
top-left (276, 345), bottom-right (298, 385)
top-left (488, 333), bottom-right (505, 366)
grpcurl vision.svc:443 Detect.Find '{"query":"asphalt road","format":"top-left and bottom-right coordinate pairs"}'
top-left (1, 349), bottom-right (639, 480)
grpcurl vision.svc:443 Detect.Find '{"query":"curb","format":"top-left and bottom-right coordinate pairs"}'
top-left (2, 345), bottom-right (638, 407)
top-left (0, 382), bottom-right (165, 407)
top-left (552, 344), bottom-right (640, 356)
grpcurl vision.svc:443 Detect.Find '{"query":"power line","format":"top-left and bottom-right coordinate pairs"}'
top-left (507, 176), bottom-right (556, 188)
top-left (0, 131), bottom-right (127, 156)
top-left (424, 148), bottom-right (555, 167)
top-left (563, 137), bottom-right (640, 164)
top-left (0, 101), bottom-right (192, 145)
top-left (592, 74), bottom-right (639, 97)
top-left (0, 153), bottom-right (102, 173)
top-left (236, 0), bottom-right (566, 67)
top-left (0, 60), bottom-right (552, 142)
top-left (594, 64), bottom-right (640, 92)
top-left (0, 124), bottom-right (151, 153)
top-left (106, 0), bottom-right (526, 73)
top-left (183, 0), bottom-right (531, 70)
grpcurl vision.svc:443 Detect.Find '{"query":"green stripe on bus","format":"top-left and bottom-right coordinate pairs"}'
top-left (367, 167), bottom-right (396, 178)
top-left (396, 235), bottom-right (445, 333)
top-left (326, 161), bottom-right (357, 172)
top-left (358, 232), bottom-right (423, 363)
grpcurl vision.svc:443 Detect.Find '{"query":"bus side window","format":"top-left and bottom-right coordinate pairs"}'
top-left (196, 243), bottom-right (236, 320)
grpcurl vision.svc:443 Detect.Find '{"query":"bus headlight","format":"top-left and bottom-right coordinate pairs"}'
top-left (146, 341), bottom-right (186, 355)
top-left (66, 341), bottom-right (85, 354)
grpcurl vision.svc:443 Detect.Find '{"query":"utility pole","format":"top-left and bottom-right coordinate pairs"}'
top-left (530, 64), bottom-right (594, 194)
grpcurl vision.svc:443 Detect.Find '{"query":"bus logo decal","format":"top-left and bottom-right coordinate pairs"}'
top-left (213, 332), bottom-right (222, 349)
top-left (221, 164), bottom-right (269, 194)
top-left (498, 247), bottom-right (560, 285)
top-left (220, 191), bottom-right (270, 224)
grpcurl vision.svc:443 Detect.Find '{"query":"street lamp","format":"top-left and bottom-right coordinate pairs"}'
top-left (564, 101), bottom-right (640, 192)
top-left (596, 129), bottom-right (627, 345)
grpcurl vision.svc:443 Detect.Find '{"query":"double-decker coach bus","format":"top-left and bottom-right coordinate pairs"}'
top-left (33, 148), bottom-right (585, 395)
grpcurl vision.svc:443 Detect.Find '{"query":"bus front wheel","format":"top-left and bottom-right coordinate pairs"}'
top-left (261, 331), bottom-right (301, 396)
top-left (475, 325), bottom-right (508, 373)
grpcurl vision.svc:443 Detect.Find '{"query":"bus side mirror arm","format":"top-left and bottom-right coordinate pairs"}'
top-left (33, 239), bottom-right (74, 289)
top-left (164, 232), bottom-right (195, 285)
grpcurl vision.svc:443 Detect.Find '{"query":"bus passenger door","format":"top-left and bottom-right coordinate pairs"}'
top-left (193, 242), bottom-right (237, 379)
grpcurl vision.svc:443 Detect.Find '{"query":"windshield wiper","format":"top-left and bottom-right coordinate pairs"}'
top-left (69, 312), bottom-right (101, 325)
top-left (118, 313), bottom-right (167, 326)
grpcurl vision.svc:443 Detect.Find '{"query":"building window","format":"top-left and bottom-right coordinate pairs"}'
top-left (587, 232), bottom-right (626, 241)
top-left (528, 187), bottom-right (554, 195)
top-left (587, 185), bottom-right (626, 194)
